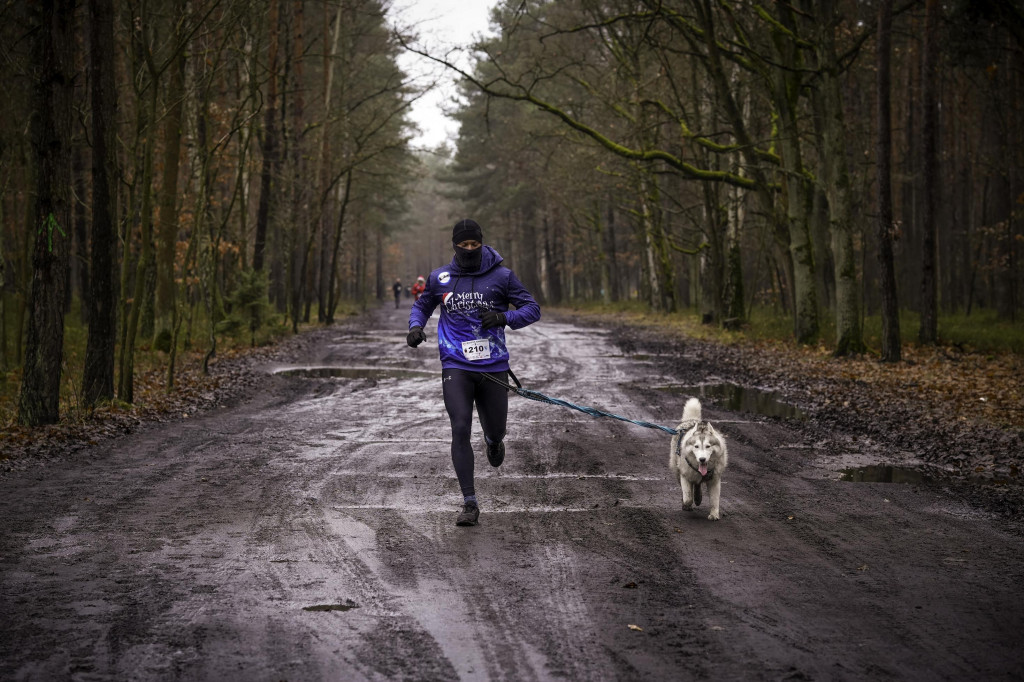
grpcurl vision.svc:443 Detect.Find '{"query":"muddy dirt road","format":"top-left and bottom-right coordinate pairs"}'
top-left (2, 306), bottom-right (1022, 681)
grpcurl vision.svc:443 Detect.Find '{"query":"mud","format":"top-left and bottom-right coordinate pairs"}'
top-left (1, 306), bottom-right (1022, 680)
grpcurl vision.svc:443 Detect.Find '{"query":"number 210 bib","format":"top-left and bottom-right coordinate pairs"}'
top-left (461, 338), bottom-right (491, 361)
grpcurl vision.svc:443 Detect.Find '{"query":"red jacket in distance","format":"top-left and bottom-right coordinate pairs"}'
top-left (411, 277), bottom-right (426, 300)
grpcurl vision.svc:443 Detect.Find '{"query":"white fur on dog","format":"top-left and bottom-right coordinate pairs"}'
top-left (669, 398), bottom-right (729, 520)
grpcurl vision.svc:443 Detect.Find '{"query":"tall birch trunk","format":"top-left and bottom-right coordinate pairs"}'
top-left (697, 0), bottom-right (813, 339)
top-left (814, 0), bottom-right (864, 355)
top-left (769, 4), bottom-right (818, 343)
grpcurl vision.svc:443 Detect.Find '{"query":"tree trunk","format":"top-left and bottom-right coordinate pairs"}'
top-left (815, 0), bottom-right (864, 355)
top-left (315, 5), bottom-right (342, 322)
top-left (286, 0), bottom-right (307, 324)
top-left (326, 171), bottom-right (352, 323)
top-left (725, 181), bottom-right (746, 324)
top-left (696, 0), bottom-right (814, 340)
top-left (875, 0), bottom-right (901, 361)
top-left (253, 0), bottom-right (281, 273)
top-left (770, 4), bottom-right (819, 344)
top-left (155, 34), bottom-right (186, 335)
top-left (919, 0), bottom-right (940, 344)
top-left (700, 180), bottom-right (724, 323)
top-left (375, 225), bottom-right (384, 301)
top-left (603, 200), bottom-right (619, 303)
top-left (83, 0), bottom-right (118, 406)
top-left (18, 0), bottom-right (74, 426)
top-left (117, 82), bottom-right (159, 404)
top-left (0, 201), bottom-right (7, 371)
top-left (72, 147), bottom-right (89, 322)
top-left (636, 170), bottom-right (668, 311)
top-left (545, 212), bottom-right (564, 305)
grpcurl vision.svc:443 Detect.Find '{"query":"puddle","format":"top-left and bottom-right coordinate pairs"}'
top-left (303, 601), bottom-right (358, 612)
top-left (334, 335), bottom-right (382, 343)
top-left (274, 366), bottom-right (434, 380)
top-left (840, 464), bottom-right (1020, 486)
top-left (839, 465), bottom-right (932, 484)
top-left (657, 383), bottom-right (805, 420)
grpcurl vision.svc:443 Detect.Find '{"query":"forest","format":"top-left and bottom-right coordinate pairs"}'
top-left (1, 0), bottom-right (1022, 427)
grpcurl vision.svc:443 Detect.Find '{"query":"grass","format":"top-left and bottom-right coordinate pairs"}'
top-left (0, 301), bottom-right (314, 428)
top-left (3, 297), bottom-right (1019, 427)
top-left (557, 301), bottom-right (1024, 356)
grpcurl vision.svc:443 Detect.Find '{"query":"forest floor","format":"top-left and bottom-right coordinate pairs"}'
top-left (1, 304), bottom-right (1022, 679)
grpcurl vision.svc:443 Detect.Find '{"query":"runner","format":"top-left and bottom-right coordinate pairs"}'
top-left (411, 275), bottom-right (426, 300)
top-left (392, 279), bottom-right (402, 308)
top-left (407, 219), bottom-right (541, 526)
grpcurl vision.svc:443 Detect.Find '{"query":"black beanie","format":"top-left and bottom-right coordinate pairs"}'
top-left (452, 219), bottom-right (482, 245)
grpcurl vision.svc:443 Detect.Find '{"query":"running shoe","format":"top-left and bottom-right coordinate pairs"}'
top-left (486, 440), bottom-right (505, 468)
top-left (456, 503), bottom-right (480, 526)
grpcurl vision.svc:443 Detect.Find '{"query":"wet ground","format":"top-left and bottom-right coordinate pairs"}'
top-left (1, 305), bottom-right (1022, 680)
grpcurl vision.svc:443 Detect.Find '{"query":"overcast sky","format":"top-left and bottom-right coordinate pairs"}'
top-left (389, 0), bottom-right (501, 149)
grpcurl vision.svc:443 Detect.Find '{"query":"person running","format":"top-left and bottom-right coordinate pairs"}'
top-left (407, 218), bottom-right (541, 527)
top-left (392, 279), bottom-right (402, 308)
top-left (411, 275), bottom-right (426, 300)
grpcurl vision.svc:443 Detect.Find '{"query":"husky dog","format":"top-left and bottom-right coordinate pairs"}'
top-left (669, 398), bottom-right (729, 520)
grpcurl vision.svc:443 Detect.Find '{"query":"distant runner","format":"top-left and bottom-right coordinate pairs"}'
top-left (392, 279), bottom-right (402, 308)
top-left (407, 219), bottom-right (541, 526)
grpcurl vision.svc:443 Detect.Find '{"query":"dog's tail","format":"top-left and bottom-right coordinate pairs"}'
top-left (682, 397), bottom-right (702, 423)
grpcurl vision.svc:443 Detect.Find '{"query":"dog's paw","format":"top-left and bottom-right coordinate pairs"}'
top-left (707, 510), bottom-right (720, 521)
top-left (682, 500), bottom-right (694, 511)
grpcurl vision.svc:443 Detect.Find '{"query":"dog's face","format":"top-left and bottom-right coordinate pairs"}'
top-left (684, 422), bottom-right (724, 476)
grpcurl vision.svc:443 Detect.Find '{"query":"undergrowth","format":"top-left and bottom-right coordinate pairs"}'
top-left (559, 302), bottom-right (1024, 355)
top-left (0, 300), bottom-right (359, 428)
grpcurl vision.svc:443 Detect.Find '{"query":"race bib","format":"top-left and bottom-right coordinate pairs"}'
top-left (461, 338), bottom-right (491, 362)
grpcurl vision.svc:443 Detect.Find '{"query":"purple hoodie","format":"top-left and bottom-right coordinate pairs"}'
top-left (409, 245), bottom-right (541, 373)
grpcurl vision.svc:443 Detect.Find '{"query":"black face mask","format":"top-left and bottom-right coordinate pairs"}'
top-left (454, 245), bottom-right (482, 272)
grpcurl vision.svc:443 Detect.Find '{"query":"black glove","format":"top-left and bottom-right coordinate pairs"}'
top-left (480, 310), bottom-right (507, 330)
top-left (407, 326), bottom-right (426, 347)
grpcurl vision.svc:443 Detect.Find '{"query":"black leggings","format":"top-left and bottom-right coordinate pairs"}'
top-left (442, 369), bottom-right (508, 498)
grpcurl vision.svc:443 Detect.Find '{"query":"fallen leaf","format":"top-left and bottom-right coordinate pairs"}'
top-left (857, 564), bottom-right (868, 571)
top-left (623, 582), bottom-right (637, 589)
top-left (627, 624), bottom-right (643, 632)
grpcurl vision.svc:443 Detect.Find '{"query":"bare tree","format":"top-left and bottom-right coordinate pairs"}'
top-left (919, 0), bottom-right (940, 344)
top-left (83, 0), bottom-right (120, 406)
top-left (252, 0), bottom-right (282, 273)
top-left (18, 0), bottom-right (75, 425)
top-left (875, 0), bottom-right (901, 361)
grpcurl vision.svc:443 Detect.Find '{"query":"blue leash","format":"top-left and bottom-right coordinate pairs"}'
top-left (483, 371), bottom-right (681, 436)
